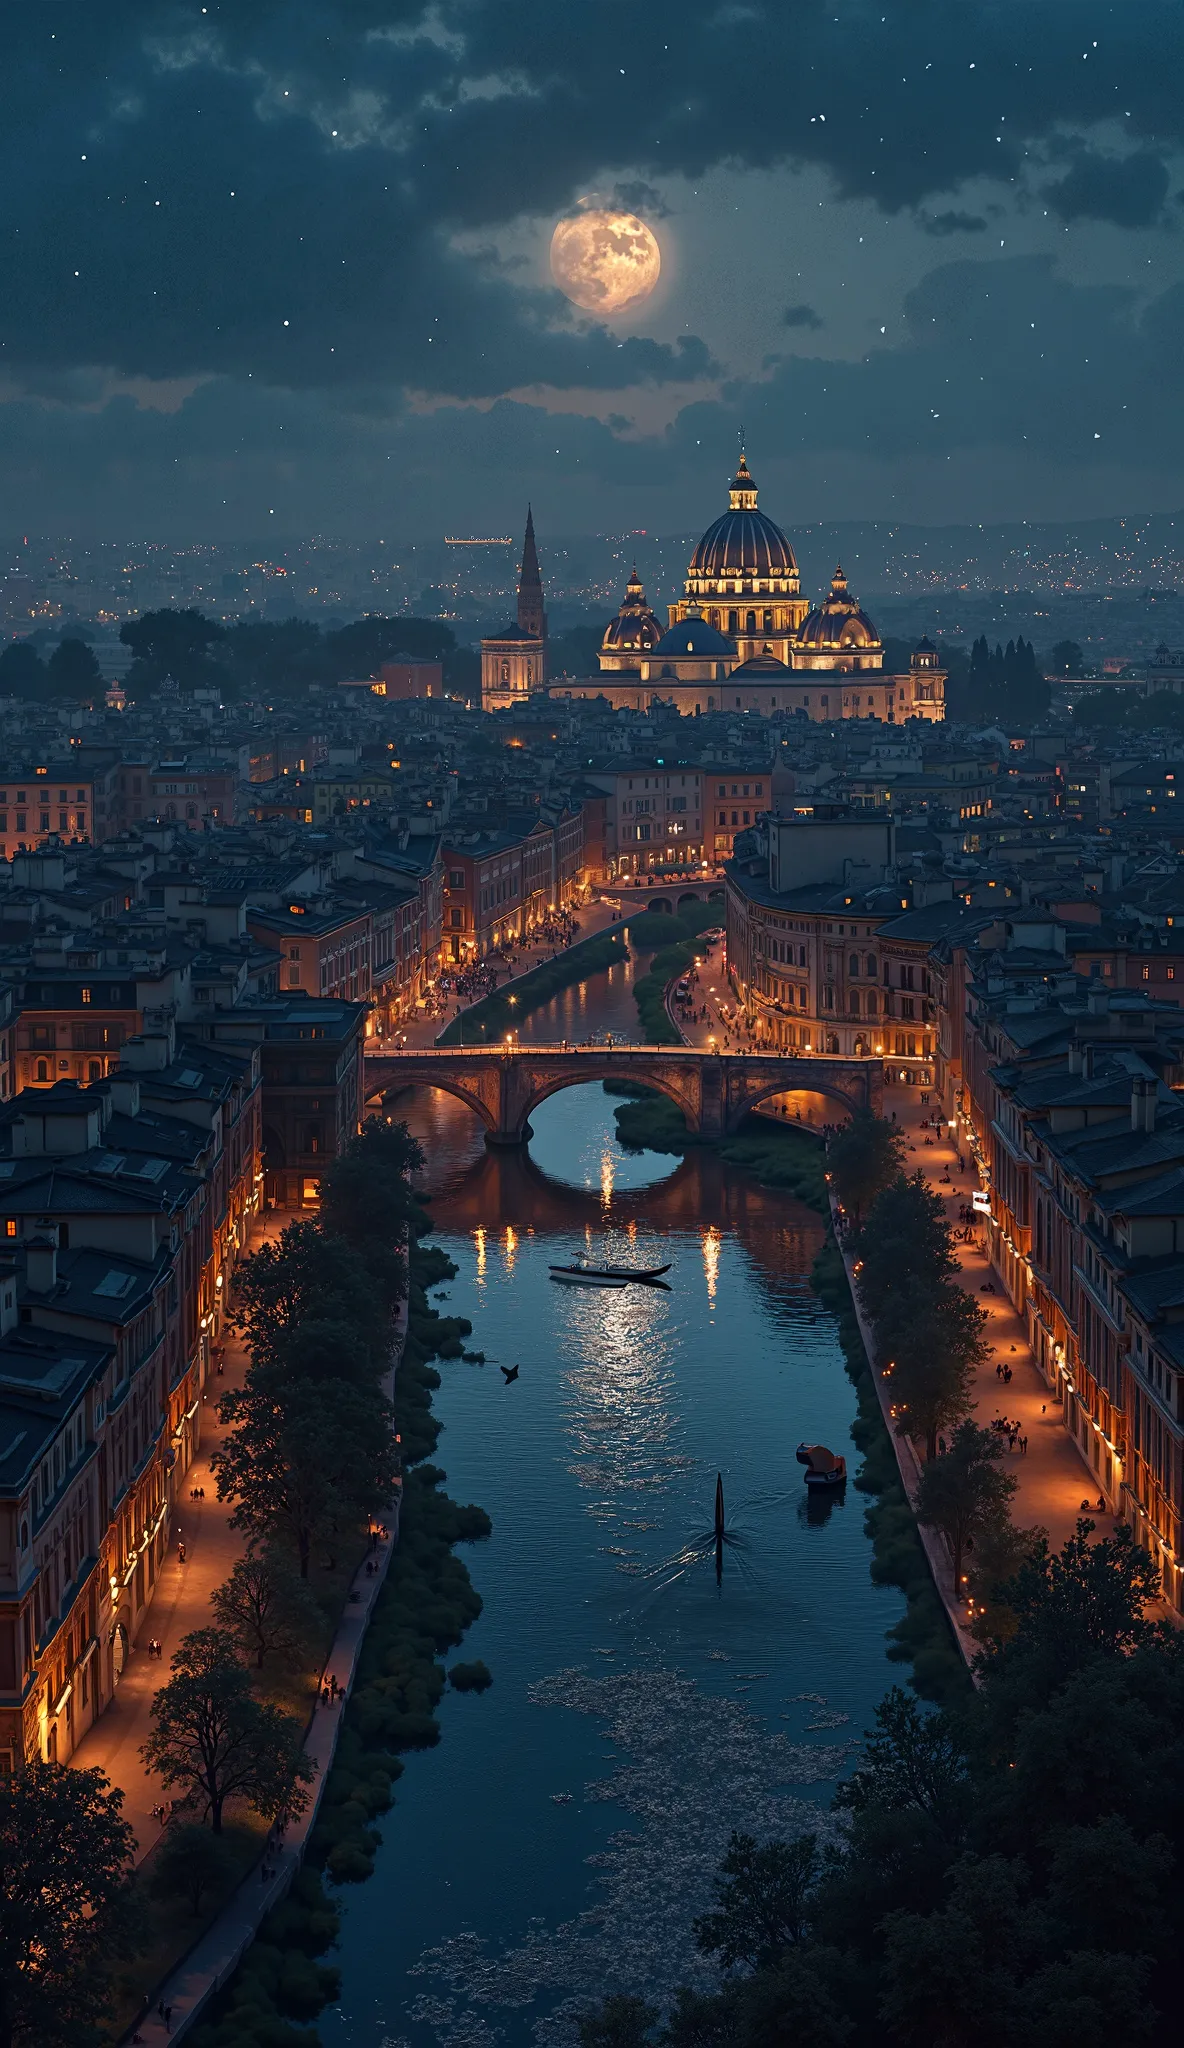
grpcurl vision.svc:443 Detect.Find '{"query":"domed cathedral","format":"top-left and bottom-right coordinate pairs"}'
top-left (597, 567), bottom-right (664, 673)
top-left (481, 507), bottom-right (549, 712)
top-left (542, 457), bottom-right (947, 721)
top-left (668, 453), bottom-right (810, 662)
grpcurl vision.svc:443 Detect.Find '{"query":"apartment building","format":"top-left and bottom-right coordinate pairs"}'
top-left (938, 929), bottom-right (1184, 1614)
top-left (0, 1038), bottom-right (262, 1768)
top-left (583, 761), bottom-right (707, 878)
top-left (0, 755), bottom-right (122, 860)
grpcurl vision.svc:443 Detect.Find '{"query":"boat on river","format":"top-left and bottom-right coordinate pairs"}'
top-left (795, 1442), bottom-right (847, 1489)
top-left (549, 1261), bottom-right (672, 1286)
top-left (549, 1267), bottom-right (629, 1288)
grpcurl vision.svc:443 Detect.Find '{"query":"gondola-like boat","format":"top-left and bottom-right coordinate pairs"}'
top-left (548, 1261), bottom-right (672, 1286)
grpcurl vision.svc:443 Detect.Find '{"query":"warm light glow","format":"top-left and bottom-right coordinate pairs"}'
top-left (702, 1225), bottom-right (720, 1303)
top-left (504, 1224), bottom-right (517, 1271)
top-left (474, 1226), bottom-right (486, 1279)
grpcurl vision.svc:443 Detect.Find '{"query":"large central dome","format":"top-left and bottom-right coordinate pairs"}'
top-left (687, 455), bottom-right (799, 584)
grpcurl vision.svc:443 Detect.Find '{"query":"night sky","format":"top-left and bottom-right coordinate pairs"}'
top-left (3, 2), bottom-right (1183, 538)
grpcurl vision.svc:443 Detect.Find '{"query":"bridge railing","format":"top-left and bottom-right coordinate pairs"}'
top-left (364, 1043), bottom-right (878, 1062)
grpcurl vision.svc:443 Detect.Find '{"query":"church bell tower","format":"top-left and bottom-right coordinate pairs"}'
top-left (516, 505), bottom-right (548, 669)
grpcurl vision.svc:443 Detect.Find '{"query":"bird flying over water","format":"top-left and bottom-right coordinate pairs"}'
top-left (501, 1364), bottom-right (520, 1383)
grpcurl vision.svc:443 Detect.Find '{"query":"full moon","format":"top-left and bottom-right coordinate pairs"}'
top-left (549, 209), bottom-right (661, 315)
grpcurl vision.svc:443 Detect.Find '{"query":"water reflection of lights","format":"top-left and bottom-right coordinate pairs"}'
top-left (600, 1148), bottom-right (615, 1206)
top-left (473, 1226), bottom-right (486, 1280)
top-left (504, 1224), bottom-right (517, 1271)
top-left (702, 1226), bottom-right (721, 1302)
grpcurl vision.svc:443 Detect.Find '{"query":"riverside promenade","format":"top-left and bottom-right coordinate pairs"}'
top-left (122, 1288), bottom-right (409, 2045)
top-left (72, 1213), bottom-right (287, 1856)
top-left (884, 1081), bottom-right (1117, 1556)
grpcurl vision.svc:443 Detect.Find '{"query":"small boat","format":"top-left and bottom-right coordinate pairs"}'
top-left (796, 1442), bottom-right (847, 1489)
top-left (549, 1261), bottom-right (672, 1285)
top-left (549, 1268), bottom-right (629, 1288)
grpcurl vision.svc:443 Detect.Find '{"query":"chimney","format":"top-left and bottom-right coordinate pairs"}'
top-left (1067, 1041), bottom-right (1083, 1075)
top-left (121, 1032), bottom-right (171, 1073)
top-left (1087, 985), bottom-right (1108, 1015)
top-left (105, 1073), bottom-right (142, 1118)
top-left (1082, 1043), bottom-right (1097, 1080)
top-left (25, 1223), bottom-right (60, 1295)
top-left (1131, 1076), bottom-right (1158, 1134)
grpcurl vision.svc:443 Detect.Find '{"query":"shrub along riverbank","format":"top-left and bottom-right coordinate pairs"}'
top-left (436, 926), bottom-right (627, 1044)
top-left (626, 902), bottom-right (720, 1043)
top-left (190, 1164), bottom-right (492, 2048)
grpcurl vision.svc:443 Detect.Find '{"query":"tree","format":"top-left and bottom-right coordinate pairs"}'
top-left (1021, 1950), bottom-right (1157, 2048)
top-left (879, 1280), bottom-right (988, 1458)
top-left (317, 1116), bottom-right (422, 1309)
top-left (150, 1822), bottom-right (238, 1915)
top-left (0, 641), bottom-right (46, 699)
top-left (878, 1853), bottom-right (1028, 2047)
top-left (321, 614), bottom-right (455, 683)
top-left (228, 1220), bottom-right (388, 1387)
top-left (119, 606), bottom-right (225, 692)
top-left (1048, 639), bottom-right (1084, 677)
top-left (214, 1374), bottom-right (398, 1575)
top-left (827, 1110), bottom-right (906, 1226)
top-left (915, 1421), bottom-right (1018, 1595)
top-left (853, 1173), bottom-right (957, 1321)
top-left (834, 1687), bottom-right (969, 1851)
top-left (211, 1547), bottom-right (325, 1669)
top-left (981, 1517), bottom-right (1160, 1695)
top-left (577, 1995), bottom-right (658, 2048)
top-left (141, 1628), bottom-right (312, 1834)
top-left (693, 1831), bottom-right (819, 1973)
top-left (962, 635), bottom-right (1051, 727)
top-left (0, 1762), bottom-right (134, 2048)
top-left (47, 637), bottom-right (101, 698)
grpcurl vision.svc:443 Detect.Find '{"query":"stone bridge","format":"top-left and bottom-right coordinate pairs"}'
top-left (364, 1043), bottom-right (880, 1146)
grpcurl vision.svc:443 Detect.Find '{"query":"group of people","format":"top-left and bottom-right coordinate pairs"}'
top-left (418, 911), bottom-right (588, 1021)
top-left (991, 1414), bottom-right (1029, 1454)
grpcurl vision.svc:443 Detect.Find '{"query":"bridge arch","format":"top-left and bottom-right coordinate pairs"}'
top-left (724, 1068), bottom-right (872, 1135)
top-left (369, 1071), bottom-right (497, 1133)
top-left (514, 1062), bottom-right (702, 1138)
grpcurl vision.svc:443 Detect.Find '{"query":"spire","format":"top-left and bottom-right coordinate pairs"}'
top-left (516, 503), bottom-right (547, 655)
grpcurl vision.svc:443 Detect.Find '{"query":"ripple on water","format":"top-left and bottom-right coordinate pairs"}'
top-left (403, 1666), bottom-right (852, 2047)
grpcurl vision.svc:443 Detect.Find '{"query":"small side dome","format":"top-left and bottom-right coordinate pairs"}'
top-left (651, 609), bottom-right (737, 658)
top-left (796, 565), bottom-right (882, 653)
top-left (600, 567), bottom-right (664, 654)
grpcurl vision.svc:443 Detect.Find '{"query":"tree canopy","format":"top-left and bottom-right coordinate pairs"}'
top-left (578, 1515), bottom-right (1180, 2048)
top-left (141, 1627), bottom-right (312, 1833)
top-left (827, 1110), bottom-right (907, 1226)
top-left (0, 1763), bottom-right (134, 2048)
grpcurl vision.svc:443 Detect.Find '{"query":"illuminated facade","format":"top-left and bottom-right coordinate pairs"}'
top-left (481, 507), bottom-right (547, 712)
top-left (550, 456), bottom-right (947, 722)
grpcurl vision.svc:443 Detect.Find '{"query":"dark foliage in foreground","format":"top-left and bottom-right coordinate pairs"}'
top-left (579, 1520), bottom-right (1183, 2047)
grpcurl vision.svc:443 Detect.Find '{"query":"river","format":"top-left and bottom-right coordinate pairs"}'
top-left (324, 942), bottom-right (904, 2048)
